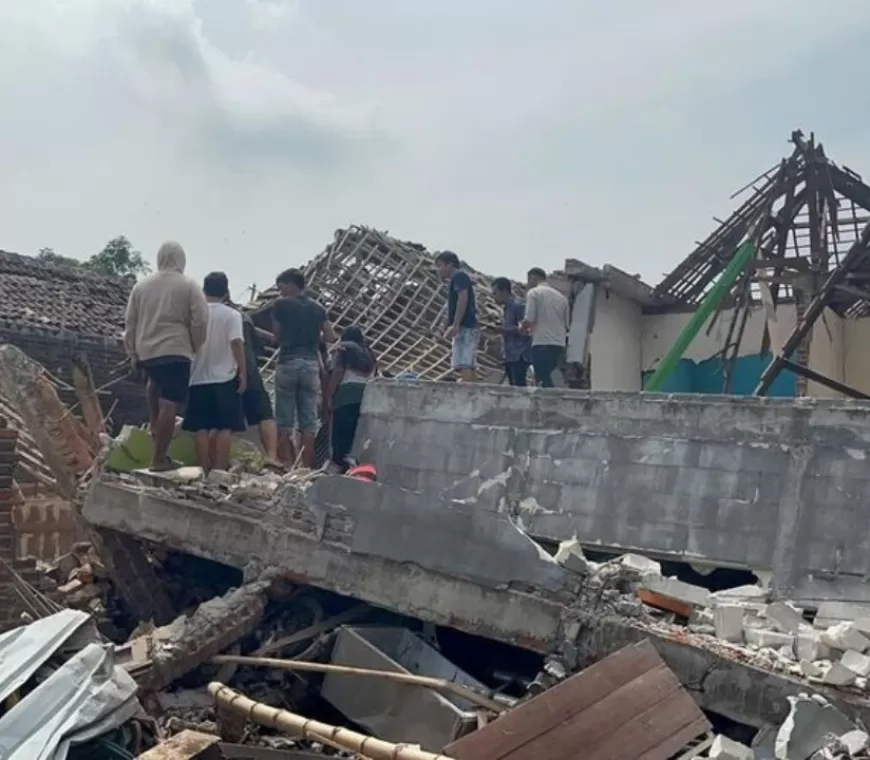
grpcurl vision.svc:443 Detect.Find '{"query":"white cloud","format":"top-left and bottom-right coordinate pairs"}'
top-left (0, 0), bottom-right (869, 295)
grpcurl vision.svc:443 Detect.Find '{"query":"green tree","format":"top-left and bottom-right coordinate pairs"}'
top-left (36, 247), bottom-right (82, 268)
top-left (83, 236), bottom-right (151, 278)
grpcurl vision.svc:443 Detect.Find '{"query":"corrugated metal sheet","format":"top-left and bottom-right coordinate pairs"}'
top-left (445, 640), bottom-right (710, 760)
top-left (0, 611), bottom-right (139, 760)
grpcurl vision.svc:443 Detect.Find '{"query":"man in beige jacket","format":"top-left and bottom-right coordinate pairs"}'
top-left (124, 241), bottom-right (209, 470)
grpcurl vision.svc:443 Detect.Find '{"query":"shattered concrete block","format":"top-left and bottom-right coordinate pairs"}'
top-left (775, 694), bottom-right (857, 760)
top-left (710, 734), bottom-right (755, 760)
top-left (640, 577), bottom-right (710, 608)
top-left (553, 539), bottom-right (591, 576)
top-left (799, 660), bottom-right (823, 678)
top-left (766, 601), bottom-right (805, 634)
top-left (840, 730), bottom-right (869, 756)
top-left (795, 628), bottom-right (831, 662)
top-left (821, 622), bottom-right (870, 653)
top-left (823, 661), bottom-right (857, 687)
top-left (840, 650), bottom-right (870, 678)
top-left (617, 553), bottom-right (661, 578)
top-left (714, 604), bottom-right (745, 643)
top-left (712, 584), bottom-right (767, 603)
top-left (744, 627), bottom-right (794, 650)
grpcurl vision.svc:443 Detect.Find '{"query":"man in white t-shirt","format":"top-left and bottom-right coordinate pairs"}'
top-left (521, 267), bottom-right (569, 388)
top-left (182, 271), bottom-right (247, 471)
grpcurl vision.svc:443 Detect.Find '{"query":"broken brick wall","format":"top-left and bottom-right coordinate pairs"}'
top-left (14, 487), bottom-right (84, 562)
top-left (0, 422), bottom-right (23, 630)
top-left (0, 324), bottom-right (147, 432)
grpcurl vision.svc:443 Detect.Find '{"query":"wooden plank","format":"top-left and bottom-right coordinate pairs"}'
top-left (137, 730), bottom-right (221, 759)
top-left (446, 642), bottom-right (661, 760)
top-left (500, 665), bottom-right (680, 760)
top-left (588, 691), bottom-right (708, 760)
top-left (447, 641), bottom-right (709, 760)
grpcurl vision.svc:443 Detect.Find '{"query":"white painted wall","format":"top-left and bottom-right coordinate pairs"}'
top-left (588, 290), bottom-right (642, 390)
top-left (844, 319), bottom-right (870, 394)
top-left (807, 310), bottom-right (845, 398)
top-left (642, 305), bottom-right (799, 370)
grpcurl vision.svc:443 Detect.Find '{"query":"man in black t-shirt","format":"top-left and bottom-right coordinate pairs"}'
top-left (271, 268), bottom-right (337, 467)
top-left (435, 250), bottom-right (479, 382)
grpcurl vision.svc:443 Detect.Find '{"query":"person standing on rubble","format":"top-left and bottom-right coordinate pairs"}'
top-left (435, 251), bottom-right (478, 382)
top-left (124, 241), bottom-right (209, 471)
top-left (323, 325), bottom-right (377, 472)
top-left (225, 298), bottom-right (282, 470)
top-left (271, 268), bottom-right (337, 468)
top-left (492, 277), bottom-right (532, 387)
top-left (521, 267), bottom-right (569, 389)
top-left (182, 272), bottom-right (247, 472)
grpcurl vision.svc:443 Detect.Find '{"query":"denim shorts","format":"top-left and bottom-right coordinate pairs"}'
top-left (451, 327), bottom-right (479, 371)
top-left (275, 358), bottom-right (320, 434)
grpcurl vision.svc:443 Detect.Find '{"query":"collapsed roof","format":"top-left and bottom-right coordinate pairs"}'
top-left (0, 251), bottom-right (131, 337)
top-left (247, 225), bottom-right (515, 380)
top-left (654, 130), bottom-right (870, 317)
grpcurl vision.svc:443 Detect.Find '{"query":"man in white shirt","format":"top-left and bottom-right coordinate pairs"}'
top-left (182, 272), bottom-right (247, 471)
top-left (521, 267), bottom-right (569, 388)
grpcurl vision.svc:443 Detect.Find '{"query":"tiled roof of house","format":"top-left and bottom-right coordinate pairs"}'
top-left (0, 251), bottom-right (131, 337)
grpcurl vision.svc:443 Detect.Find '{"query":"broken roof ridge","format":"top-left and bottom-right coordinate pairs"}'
top-left (653, 129), bottom-right (870, 315)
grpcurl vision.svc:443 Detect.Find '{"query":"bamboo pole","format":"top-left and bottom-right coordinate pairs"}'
top-left (210, 654), bottom-right (505, 714)
top-left (209, 682), bottom-right (455, 760)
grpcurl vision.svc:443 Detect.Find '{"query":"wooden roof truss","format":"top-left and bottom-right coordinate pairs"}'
top-left (654, 130), bottom-right (870, 397)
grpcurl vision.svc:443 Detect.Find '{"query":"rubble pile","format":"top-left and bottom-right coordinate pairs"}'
top-left (42, 540), bottom-right (132, 640)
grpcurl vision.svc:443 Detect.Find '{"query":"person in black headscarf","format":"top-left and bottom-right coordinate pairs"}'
top-left (323, 325), bottom-right (377, 471)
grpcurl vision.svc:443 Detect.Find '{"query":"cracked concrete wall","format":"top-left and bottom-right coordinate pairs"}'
top-left (354, 381), bottom-right (870, 606)
top-left (83, 480), bottom-right (568, 652)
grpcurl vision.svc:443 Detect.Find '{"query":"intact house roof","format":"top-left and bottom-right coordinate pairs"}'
top-left (0, 251), bottom-right (131, 337)
top-left (245, 225), bottom-right (521, 381)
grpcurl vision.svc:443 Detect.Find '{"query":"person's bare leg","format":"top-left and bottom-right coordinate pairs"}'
top-left (278, 430), bottom-right (296, 466)
top-left (194, 430), bottom-right (211, 471)
top-left (212, 429), bottom-right (233, 471)
top-left (151, 399), bottom-right (178, 469)
top-left (300, 431), bottom-right (316, 469)
top-left (259, 419), bottom-right (281, 465)
top-left (146, 380), bottom-right (160, 431)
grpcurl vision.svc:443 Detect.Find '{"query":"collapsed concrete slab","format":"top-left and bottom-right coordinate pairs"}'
top-left (83, 476), bottom-right (569, 652)
top-left (355, 381), bottom-right (870, 607)
top-left (83, 470), bottom-right (870, 730)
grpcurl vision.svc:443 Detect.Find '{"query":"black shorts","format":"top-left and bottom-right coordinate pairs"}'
top-left (242, 377), bottom-right (274, 426)
top-left (181, 379), bottom-right (246, 433)
top-left (140, 356), bottom-right (191, 405)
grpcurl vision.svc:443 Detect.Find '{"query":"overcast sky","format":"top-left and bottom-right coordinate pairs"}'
top-left (2, 0), bottom-right (869, 302)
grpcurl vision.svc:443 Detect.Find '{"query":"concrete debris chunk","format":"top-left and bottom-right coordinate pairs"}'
top-left (840, 730), bottom-right (870, 756)
top-left (775, 694), bottom-right (858, 760)
top-left (822, 622), bottom-right (870, 653)
top-left (796, 628), bottom-right (832, 662)
top-left (617, 553), bottom-right (662, 578)
top-left (744, 627), bottom-right (794, 650)
top-left (799, 660), bottom-right (823, 678)
top-left (823, 661), bottom-right (857, 687)
top-left (710, 734), bottom-right (755, 760)
top-left (840, 650), bottom-right (870, 678)
top-left (712, 584), bottom-right (767, 603)
top-left (714, 604), bottom-right (745, 643)
top-left (640, 576), bottom-right (711, 609)
top-left (553, 539), bottom-right (592, 576)
top-left (766, 601), bottom-right (805, 634)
